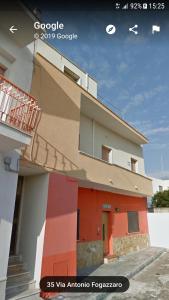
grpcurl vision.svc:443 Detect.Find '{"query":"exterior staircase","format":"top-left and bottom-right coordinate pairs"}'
top-left (6, 255), bottom-right (40, 300)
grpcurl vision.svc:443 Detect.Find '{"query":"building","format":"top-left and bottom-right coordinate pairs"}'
top-left (22, 40), bottom-right (152, 298)
top-left (152, 177), bottom-right (169, 193)
top-left (0, 12), bottom-right (152, 300)
top-left (0, 4), bottom-right (41, 300)
top-left (147, 177), bottom-right (169, 208)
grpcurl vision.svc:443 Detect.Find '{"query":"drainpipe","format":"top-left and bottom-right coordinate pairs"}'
top-left (92, 119), bottom-right (95, 157)
top-left (85, 73), bottom-right (89, 91)
top-left (61, 55), bottom-right (64, 72)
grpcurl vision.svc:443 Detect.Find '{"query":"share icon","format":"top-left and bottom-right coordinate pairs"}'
top-left (129, 25), bottom-right (138, 35)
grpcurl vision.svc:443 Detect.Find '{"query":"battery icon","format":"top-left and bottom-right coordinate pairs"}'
top-left (143, 3), bottom-right (148, 9)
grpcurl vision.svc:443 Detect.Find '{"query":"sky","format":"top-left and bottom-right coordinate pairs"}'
top-left (36, 7), bottom-right (169, 179)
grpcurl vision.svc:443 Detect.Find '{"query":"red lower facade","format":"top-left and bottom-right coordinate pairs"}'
top-left (40, 173), bottom-right (78, 298)
top-left (78, 187), bottom-right (148, 243)
top-left (40, 173), bottom-right (149, 298)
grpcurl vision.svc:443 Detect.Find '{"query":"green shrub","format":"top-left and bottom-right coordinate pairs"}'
top-left (152, 190), bottom-right (169, 207)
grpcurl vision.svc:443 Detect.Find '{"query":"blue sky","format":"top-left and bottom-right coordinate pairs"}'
top-left (41, 10), bottom-right (169, 178)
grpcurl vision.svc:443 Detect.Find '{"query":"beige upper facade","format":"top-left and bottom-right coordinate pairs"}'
top-left (27, 39), bottom-right (98, 98)
top-left (22, 43), bottom-right (152, 197)
top-left (80, 113), bottom-right (145, 175)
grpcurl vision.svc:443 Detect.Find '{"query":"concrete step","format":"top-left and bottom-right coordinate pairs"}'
top-left (7, 264), bottom-right (26, 276)
top-left (7, 272), bottom-right (31, 285)
top-left (5, 289), bottom-right (42, 300)
top-left (8, 256), bottom-right (22, 266)
top-left (6, 280), bottom-right (36, 299)
top-left (104, 254), bottom-right (119, 264)
top-left (6, 255), bottom-right (38, 300)
top-left (6, 288), bottom-right (40, 300)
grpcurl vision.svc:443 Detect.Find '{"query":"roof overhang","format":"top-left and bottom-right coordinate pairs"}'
top-left (0, 122), bottom-right (32, 153)
top-left (78, 178), bottom-right (149, 198)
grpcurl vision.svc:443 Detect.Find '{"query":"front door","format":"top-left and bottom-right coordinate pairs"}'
top-left (102, 212), bottom-right (109, 256)
top-left (10, 176), bottom-right (24, 255)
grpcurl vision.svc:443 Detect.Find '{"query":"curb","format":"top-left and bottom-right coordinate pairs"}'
top-left (126, 248), bottom-right (166, 279)
top-left (94, 248), bottom-right (166, 300)
top-left (57, 249), bottom-right (166, 300)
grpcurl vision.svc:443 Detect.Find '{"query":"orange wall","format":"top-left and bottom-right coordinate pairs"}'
top-left (78, 188), bottom-right (148, 242)
top-left (41, 173), bottom-right (78, 278)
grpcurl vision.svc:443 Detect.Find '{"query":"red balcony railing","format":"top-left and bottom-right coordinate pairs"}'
top-left (0, 75), bottom-right (41, 134)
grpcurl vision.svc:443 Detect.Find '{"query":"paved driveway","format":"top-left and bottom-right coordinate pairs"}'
top-left (107, 251), bottom-right (169, 300)
top-left (55, 247), bottom-right (165, 300)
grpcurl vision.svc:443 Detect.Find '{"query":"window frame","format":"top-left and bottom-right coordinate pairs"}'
top-left (77, 208), bottom-right (80, 240)
top-left (131, 157), bottom-right (138, 173)
top-left (101, 145), bottom-right (112, 164)
top-left (0, 65), bottom-right (6, 76)
top-left (127, 211), bottom-right (140, 234)
top-left (64, 66), bottom-right (80, 83)
top-left (159, 185), bottom-right (163, 192)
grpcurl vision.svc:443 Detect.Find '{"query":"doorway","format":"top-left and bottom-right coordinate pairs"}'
top-left (102, 212), bottom-right (110, 256)
top-left (10, 176), bottom-right (24, 255)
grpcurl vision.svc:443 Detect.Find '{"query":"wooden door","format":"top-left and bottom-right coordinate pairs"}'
top-left (102, 212), bottom-right (109, 255)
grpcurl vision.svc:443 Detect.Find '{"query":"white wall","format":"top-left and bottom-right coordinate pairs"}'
top-left (0, 27), bottom-right (35, 300)
top-left (0, 30), bottom-right (33, 93)
top-left (148, 213), bottom-right (169, 249)
top-left (0, 152), bottom-right (19, 279)
top-left (0, 30), bottom-right (97, 98)
top-left (19, 174), bottom-right (49, 288)
top-left (27, 39), bottom-right (98, 97)
top-left (80, 113), bottom-right (145, 175)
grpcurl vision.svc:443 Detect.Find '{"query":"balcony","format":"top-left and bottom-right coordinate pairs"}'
top-left (0, 75), bottom-right (41, 152)
top-left (74, 151), bottom-right (152, 197)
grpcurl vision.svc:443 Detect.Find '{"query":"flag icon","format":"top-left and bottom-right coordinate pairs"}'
top-left (152, 25), bottom-right (160, 34)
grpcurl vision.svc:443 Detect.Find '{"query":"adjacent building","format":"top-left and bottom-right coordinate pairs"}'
top-left (0, 6), bottom-right (153, 299)
top-left (0, 4), bottom-right (41, 300)
top-left (151, 177), bottom-right (169, 193)
top-left (147, 177), bottom-right (169, 208)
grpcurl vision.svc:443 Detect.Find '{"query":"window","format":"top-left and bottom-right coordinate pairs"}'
top-left (102, 145), bottom-right (112, 163)
top-left (159, 185), bottom-right (163, 192)
top-left (64, 66), bottom-right (80, 83)
top-left (77, 209), bottom-right (80, 240)
top-left (131, 158), bottom-right (137, 172)
top-left (127, 211), bottom-right (139, 233)
top-left (0, 66), bottom-right (6, 84)
top-left (0, 66), bottom-right (5, 76)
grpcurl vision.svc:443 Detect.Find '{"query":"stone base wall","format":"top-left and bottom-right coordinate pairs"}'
top-left (77, 235), bottom-right (149, 270)
top-left (113, 234), bottom-right (150, 256)
top-left (77, 240), bottom-right (103, 270)
top-left (0, 278), bottom-right (6, 300)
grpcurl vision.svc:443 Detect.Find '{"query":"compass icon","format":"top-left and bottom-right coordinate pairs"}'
top-left (106, 25), bottom-right (116, 35)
